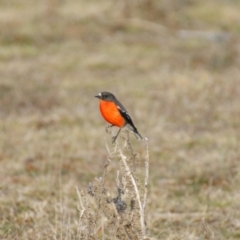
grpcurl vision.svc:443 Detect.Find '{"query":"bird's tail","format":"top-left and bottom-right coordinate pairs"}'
top-left (133, 130), bottom-right (143, 140)
top-left (126, 124), bottom-right (143, 140)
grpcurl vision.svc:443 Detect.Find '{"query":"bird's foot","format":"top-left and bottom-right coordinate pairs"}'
top-left (106, 125), bottom-right (114, 135)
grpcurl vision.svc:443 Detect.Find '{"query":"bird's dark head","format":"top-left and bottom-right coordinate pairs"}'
top-left (95, 92), bottom-right (115, 101)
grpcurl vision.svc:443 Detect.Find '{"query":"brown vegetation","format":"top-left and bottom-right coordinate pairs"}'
top-left (0, 0), bottom-right (240, 239)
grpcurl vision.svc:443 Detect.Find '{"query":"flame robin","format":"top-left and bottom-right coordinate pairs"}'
top-left (95, 92), bottom-right (143, 143)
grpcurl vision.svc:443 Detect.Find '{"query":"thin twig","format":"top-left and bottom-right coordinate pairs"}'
top-left (118, 147), bottom-right (145, 236)
top-left (143, 138), bottom-right (149, 211)
top-left (75, 186), bottom-right (85, 220)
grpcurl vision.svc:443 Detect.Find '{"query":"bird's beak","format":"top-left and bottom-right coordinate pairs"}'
top-left (95, 93), bottom-right (101, 99)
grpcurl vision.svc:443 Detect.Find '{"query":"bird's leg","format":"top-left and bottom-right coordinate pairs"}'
top-left (112, 128), bottom-right (121, 144)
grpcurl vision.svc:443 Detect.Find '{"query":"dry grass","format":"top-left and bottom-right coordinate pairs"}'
top-left (0, 0), bottom-right (240, 239)
top-left (73, 130), bottom-right (150, 239)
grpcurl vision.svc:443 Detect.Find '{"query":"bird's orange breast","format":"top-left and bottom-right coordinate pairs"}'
top-left (99, 100), bottom-right (125, 127)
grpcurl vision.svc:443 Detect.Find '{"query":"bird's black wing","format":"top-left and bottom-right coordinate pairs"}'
top-left (116, 100), bottom-right (143, 140)
top-left (116, 104), bottom-right (137, 131)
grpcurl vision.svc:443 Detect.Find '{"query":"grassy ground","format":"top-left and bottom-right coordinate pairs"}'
top-left (0, 0), bottom-right (240, 239)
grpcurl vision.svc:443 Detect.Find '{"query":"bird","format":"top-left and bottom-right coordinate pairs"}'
top-left (95, 92), bottom-right (143, 143)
